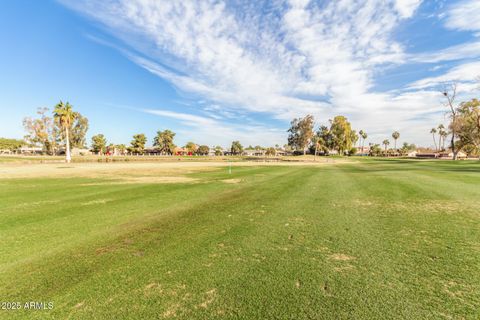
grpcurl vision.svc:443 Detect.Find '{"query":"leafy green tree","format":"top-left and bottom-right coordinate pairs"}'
top-left (369, 143), bottom-right (382, 156)
top-left (23, 107), bottom-right (59, 155)
top-left (129, 133), bottom-right (147, 154)
top-left (265, 147), bottom-right (276, 156)
top-left (400, 142), bottom-right (416, 155)
top-left (392, 131), bottom-right (400, 150)
top-left (316, 125), bottom-right (333, 154)
top-left (288, 115), bottom-right (314, 155)
top-left (330, 115), bottom-right (354, 155)
top-left (350, 130), bottom-right (359, 150)
top-left (196, 145), bottom-right (209, 155)
top-left (154, 130), bottom-right (176, 155)
top-left (91, 134), bottom-right (107, 155)
top-left (0, 138), bottom-right (24, 152)
top-left (456, 98), bottom-right (480, 157)
top-left (116, 144), bottom-right (127, 155)
top-left (230, 141), bottom-right (243, 155)
top-left (214, 146), bottom-right (223, 156)
top-left (185, 142), bottom-right (198, 154)
top-left (53, 101), bottom-right (75, 163)
top-left (70, 112), bottom-right (89, 148)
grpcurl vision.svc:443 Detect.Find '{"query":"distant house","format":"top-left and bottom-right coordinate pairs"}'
top-left (0, 149), bottom-right (13, 154)
top-left (208, 147), bottom-right (223, 156)
top-left (447, 151), bottom-right (467, 159)
top-left (355, 146), bottom-right (370, 155)
top-left (244, 148), bottom-right (265, 156)
top-left (275, 149), bottom-right (290, 156)
top-left (407, 151), bottom-right (417, 157)
top-left (174, 147), bottom-right (189, 156)
top-left (71, 148), bottom-right (92, 156)
top-left (143, 147), bottom-right (160, 155)
top-left (18, 146), bottom-right (43, 155)
top-left (416, 153), bottom-right (438, 159)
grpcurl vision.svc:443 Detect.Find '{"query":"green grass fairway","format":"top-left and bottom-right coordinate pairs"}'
top-left (1, 159), bottom-right (479, 319)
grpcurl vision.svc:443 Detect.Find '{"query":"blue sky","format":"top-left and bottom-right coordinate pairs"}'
top-left (1, 0), bottom-right (479, 148)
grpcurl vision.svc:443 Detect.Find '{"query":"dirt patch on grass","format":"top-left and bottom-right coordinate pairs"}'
top-left (0, 159), bottom-right (349, 180)
top-left (81, 199), bottom-right (112, 206)
top-left (199, 288), bottom-right (217, 309)
top-left (222, 178), bottom-right (241, 184)
top-left (330, 253), bottom-right (355, 261)
top-left (13, 200), bottom-right (60, 209)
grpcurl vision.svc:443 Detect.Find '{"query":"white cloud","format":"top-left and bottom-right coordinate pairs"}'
top-left (394, 0), bottom-right (423, 18)
top-left (59, 0), bottom-right (480, 147)
top-left (411, 41), bottom-right (480, 63)
top-left (444, 0), bottom-right (480, 32)
top-left (408, 62), bottom-right (480, 90)
top-left (142, 108), bottom-right (285, 147)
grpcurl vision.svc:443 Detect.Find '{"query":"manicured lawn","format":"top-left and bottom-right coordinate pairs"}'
top-left (0, 159), bottom-right (479, 319)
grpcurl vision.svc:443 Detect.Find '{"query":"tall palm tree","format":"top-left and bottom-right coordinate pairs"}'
top-left (359, 130), bottom-right (364, 150)
top-left (441, 130), bottom-right (448, 150)
top-left (361, 130), bottom-right (367, 154)
top-left (392, 131), bottom-right (400, 151)
top-left (54, 101), bottom-right (75, 163)
top-left (430, 128), bottom-right (438, 151)
top-left (382, 139), bottom-right (390, 153)
top-left (437, 124), bottom-right (445, 151)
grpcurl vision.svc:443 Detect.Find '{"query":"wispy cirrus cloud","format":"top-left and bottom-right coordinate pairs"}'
top-left (444, 0), bottom-right (480, 33)
top-left (59, 0), bottom-right (480, 147)
top-left (142, 107), bottom-right (285, 147)
top-left (408, 62), bottom-right (480, 90)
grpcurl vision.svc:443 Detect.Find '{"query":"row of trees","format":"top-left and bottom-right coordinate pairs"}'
top-left (287, 115), bottom-right (416, 157)
top-left (0, 138), bottom-right (24, 151)
top-left (287, 115), bottom-right (360, 156)
top-left (91, 131), bottom-right (227, 156)
top-left (15, 90), bottom-right (480, 162)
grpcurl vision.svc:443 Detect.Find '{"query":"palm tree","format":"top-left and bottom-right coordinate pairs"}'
top-left (441, 130), bottom-right (448, 151)
top-left (437, 124), bottom-right (445, 151)
top-left (358, 130), bottom-right (367, 154)
top-left (430, 128), bottom-right (438, 151)
top-left (312, 136), bottom-right (320, 161)
top-left (392, 131), bottom-right (400, 151)
top-left (53, 101), bottom-right (75, 163)
top-left (382, 139), bottom-right (390, 153)
top-left (359, 130), bottom-right (364, 151)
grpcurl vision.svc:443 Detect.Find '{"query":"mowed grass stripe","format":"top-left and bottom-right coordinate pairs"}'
top-left (0, 160), bottom-right (479, 319)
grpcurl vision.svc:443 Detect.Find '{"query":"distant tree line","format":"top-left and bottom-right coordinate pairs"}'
top-left (0, 138), bottom-right (23, 151)
top-left (5, 89), bottom-right (480, 162)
